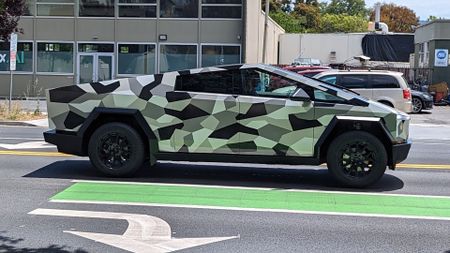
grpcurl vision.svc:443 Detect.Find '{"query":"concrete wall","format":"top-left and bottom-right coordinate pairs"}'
top-left (279, 33), bottom-right (365, 65)
top-left (244, 1), bottom-right (285, 64)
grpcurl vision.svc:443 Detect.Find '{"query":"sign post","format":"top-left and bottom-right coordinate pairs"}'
top-left (9, 33), bottom-right (18, 113)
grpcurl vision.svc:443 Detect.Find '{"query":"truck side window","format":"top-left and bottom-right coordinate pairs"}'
top-left (175, 70), bottom-right (240, 94)
top-left (241, 69), bottom-right (298, 98)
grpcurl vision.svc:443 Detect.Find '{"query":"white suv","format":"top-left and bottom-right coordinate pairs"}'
top-left (314, 70), bottom-right (413, 113)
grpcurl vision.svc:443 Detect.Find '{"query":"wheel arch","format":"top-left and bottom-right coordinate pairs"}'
top-left (315, 117), bottom-right (394, 165)
top-left (78, 108), bottom-right (158, 162)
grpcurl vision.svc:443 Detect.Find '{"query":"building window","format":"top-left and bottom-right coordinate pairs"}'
top-left (36, 0), bottom-right (74, 16)
top-left (79, 0), bottom-right (115, 17)
top-left (160, 44), bottom-right (197, 72)
top-left (78, 43), bottom-right (114, 53)
top-left (201, 45), bottom-right (240, 67)
top-left (118, 44), bottom-right (156, 75)
top-left (118, 0), bottom-right (156, 18)
top-left (0, 42), bottom-right (33, 72)
top-left (160, 0), bottom-right (198, 18)
top-left (37, 42), bottom-right (73, 73)
top-left (24, 0), bottom-right (35, 16)
top-left (201, 0), bottom-right (242, 19)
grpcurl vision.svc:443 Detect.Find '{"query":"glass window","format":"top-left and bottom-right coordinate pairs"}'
top-left (201, 0), bottom-right (242, 19)
top-left (314, 90), bottom-right (346, 103)
top-left (118, 44), bottom-right (156, 75)
top-left (36, 0), bottom-right (74, 16)
top-left (79, 0), bottom-right (115, 17)
top-left (78, 43), bottom-right (114, 53)
top-left (24, 0), bottom-right (35, 16)
top-left (37, 42), bottom-right (73, 73)
top-left (118, 0), bottom-right (156, 18)
top-left (338, 75), bottom-right (368, 89)
top-left (175, 70), bottom-right (240, 94)
top-left (371, 75), bottom-right (400, 89)
top-left (201, 45), bottom-right (240, 67)
top-left (319, 75), bottom-right (337, 84)
top-left (160, 0), bottom-right (198, 18)
top-left (241, 69), bottom-right (298, 97)
top-left (160, 45), bottom-right (197, 72)
top-left (0, 42), bottom-right (33, 72)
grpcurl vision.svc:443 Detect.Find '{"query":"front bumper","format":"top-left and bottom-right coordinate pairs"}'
top-left (423, 100), bottom-right (434, 110)
top-left (390, 141), bottom-right (411, 168)
top-left (44, 129), bottom-right (85, 156)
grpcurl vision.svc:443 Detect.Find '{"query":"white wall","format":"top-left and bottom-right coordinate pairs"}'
top-left (245, 1), bottom-right (285, 64)
top-left (279, 33), bottom-right (365, 65)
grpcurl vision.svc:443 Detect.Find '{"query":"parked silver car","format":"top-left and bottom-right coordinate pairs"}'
top-left (314, 70), bottom-right (413, 113)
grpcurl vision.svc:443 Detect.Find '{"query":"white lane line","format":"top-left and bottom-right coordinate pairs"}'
top-left (71, 179), bottom-right (450, 200)
top-left (49, 200), bottom-right (450, 222)
top-left (0, 141), bottom-right (54, 149)
top-left (29, 208), bottom-right (237, 253)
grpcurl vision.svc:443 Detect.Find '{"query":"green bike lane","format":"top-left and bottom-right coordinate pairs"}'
top-left (51, 180), bottom-right (450, 221)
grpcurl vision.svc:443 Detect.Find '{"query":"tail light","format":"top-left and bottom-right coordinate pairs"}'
top-left (403, 89), bottom-right (411, 100)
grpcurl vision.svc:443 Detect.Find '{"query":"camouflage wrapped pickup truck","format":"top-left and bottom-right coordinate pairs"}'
top-left (44, 64), bottom-right (411, 187)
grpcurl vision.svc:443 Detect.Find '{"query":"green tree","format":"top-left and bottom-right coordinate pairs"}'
top-left (293, 1), bottom-right (321, 31)
top-left (324, 0), bottom-right (368, 16)
top-left (270, 11), bottom-right (305, 33)
top-left (0, 0), bottom-right (25, 40)
top-left (369, 3), bottom-right (418, 33)
top-left (318, 13), bottom-right (368, 33)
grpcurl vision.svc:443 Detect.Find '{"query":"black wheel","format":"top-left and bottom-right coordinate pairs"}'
top-left (88, 122), bottom-right (145, 177)
top-left (412, 97), bottom-right (423, 113)
top-left (326, 131), bottom-right (387, 188)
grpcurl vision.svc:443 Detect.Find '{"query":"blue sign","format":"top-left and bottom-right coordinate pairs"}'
top-left (437, 50), bottom-right (447, 59)
top-left (435, 49), bottom-right (449, 67)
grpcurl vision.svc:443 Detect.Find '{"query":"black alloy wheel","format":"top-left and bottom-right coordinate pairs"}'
top-left (88, 122), bottom-right (145, 177)
top-left (327, 131), bottom-right (387, 188)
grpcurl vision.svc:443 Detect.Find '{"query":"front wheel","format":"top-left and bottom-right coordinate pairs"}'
top-left (88, 122), bottom-right (145, 177)
top-left (326, 131), bottom-right (387, 188)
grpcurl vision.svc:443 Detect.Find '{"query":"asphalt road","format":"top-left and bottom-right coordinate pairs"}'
top-left (1, 120), bottom-right (450, 253)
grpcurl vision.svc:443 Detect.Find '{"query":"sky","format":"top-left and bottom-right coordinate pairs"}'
top-left (324, 0), bottom-right (450, 20)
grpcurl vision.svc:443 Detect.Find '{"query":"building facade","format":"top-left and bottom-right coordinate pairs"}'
top-left (0, 0), bottom-right (284, 97)
top-left (414, 20), bottom-right (450, 85)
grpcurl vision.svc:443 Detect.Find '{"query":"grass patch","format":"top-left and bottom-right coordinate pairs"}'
top-left (0, 100), bottom-right (46, 121)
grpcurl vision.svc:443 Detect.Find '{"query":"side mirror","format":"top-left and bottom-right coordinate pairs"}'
top-left (290, 88), bottom-right (311, 102)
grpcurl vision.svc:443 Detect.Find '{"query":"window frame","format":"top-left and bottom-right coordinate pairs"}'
top-left (200, 43), bottom-right (241, 67)
top-left (78, 0), bottom-right (116, 18)
top-left (117, 0), bottom-right (157, 19)
top-left (201, 0), bottom-right (242, 20)
top-left (35, 0), bottom-right (75, 18)
top-left (36, 40), bottom-right (75, 75)
top-left (0, 40), bottom-right (34, 74)
top-left (116, 42), bottom-right (157, 77)
top-left (158, 43), bottom-right (199, 73)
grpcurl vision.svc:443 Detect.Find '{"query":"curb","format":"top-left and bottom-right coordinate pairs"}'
top-left (0, 121), bottom-right (37, 127)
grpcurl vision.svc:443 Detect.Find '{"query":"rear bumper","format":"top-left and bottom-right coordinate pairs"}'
top-left (391, 141), bottom-right (411, 166)
top-left (44, 129), bottom-right (85, 156)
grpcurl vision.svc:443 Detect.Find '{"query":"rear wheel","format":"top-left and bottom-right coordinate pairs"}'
top-left (326, 131), bottom-right (387, 188)
top-left (412, 97), bottom-right (423, 113)
top-left (88, 122), bottom-right (145, 177)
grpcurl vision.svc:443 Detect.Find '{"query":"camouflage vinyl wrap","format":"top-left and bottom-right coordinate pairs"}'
top-left (46, 64), bottom-right (410, 157)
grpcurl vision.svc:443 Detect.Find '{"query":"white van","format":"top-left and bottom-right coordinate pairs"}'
top-left (314, 70), bottom-right (412, 113)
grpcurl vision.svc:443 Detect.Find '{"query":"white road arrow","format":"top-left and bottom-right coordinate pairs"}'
top-left (29, 208), bottom-right (237, 253)
top-left (0, 141), bottom-right (54, 149)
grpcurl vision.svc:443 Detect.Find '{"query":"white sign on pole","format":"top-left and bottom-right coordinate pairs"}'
top-left (434, 49), bottom-right (449, 67)
top-left (10, 33), bottom-right (18, 71)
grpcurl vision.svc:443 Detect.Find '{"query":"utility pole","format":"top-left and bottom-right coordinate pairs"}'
top-left (262, 0), bottom-right (270, 64)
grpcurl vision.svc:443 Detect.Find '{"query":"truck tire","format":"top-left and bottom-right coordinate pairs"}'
top-left (326, 131), bottom-right (387, 188)
top-left (88, 122), bottom-right (145, 177)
